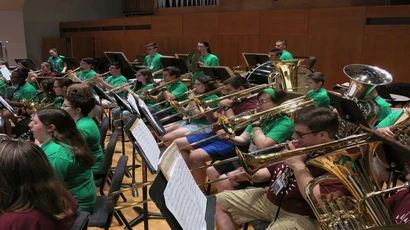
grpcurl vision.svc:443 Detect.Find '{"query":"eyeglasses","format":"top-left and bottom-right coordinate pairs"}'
top-left (53, 86), bottom-right (61, 89)
top-left (258, 100), bottom-right (272, 105)
top-left (294, 130), bottom-right (322, 138)
top-left (61, 104), bottom-right (72, 108)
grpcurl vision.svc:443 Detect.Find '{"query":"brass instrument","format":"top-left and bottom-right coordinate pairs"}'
top-left (60, 66), bottom-right (81, 79)
top-left (143, 73), bottom-right (192, 96)
top-left (220, 95), bottom-right (315, 138)
top-left (108, 82), bottom-right (135, 94)
top-left (151, 88), bottom-right (197, 116)
top-left (84, 71), bottom-right (110, 83)
top-left (16, 91), bottom-right (43, 117)
top-left (186, 52), bottom-right (202, 73)
top-left (265, 59), bottom-right (304, 91)
top-left (390, 104), bottom-right (410, 146)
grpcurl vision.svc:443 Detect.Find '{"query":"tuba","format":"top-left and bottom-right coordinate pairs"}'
top-left (390, 104), bottom-right (410, 146)
top-left (267, 59), bottom-right (305, 92)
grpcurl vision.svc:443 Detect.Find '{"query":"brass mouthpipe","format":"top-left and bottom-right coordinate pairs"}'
top-left (60, 66), bottom-right (81, 79)
top-left (84, 71), bottom-right (110, 83)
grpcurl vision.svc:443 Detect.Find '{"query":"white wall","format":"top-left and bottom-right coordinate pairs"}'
top-left (23, 0), bottom-right (123, 66)
top-left (0, 10), bottom-right (27, 66)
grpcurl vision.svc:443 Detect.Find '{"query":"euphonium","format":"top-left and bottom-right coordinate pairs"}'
top-left (220, 95), bottom-right (316, 137)
top-left (389, 104), bottom-right (410, 146)
top-left (266, 59), bottom-right (304, 92)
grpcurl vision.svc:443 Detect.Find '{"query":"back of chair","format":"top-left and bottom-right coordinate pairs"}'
top-left (99, 117), bottom-right (110, 149)
top-left (69, 212), bottom-right (90, 230)
top-left (99, 131), bottom-right (118, 178)
top-left (106, 155), bottom-right (128, 213)
top-left (6, 86), bottom-right (16, 100)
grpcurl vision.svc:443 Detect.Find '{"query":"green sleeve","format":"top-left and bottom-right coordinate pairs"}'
top-left (143, 56), bottom-right (149, 67)
top-left (0, 81), bottom-right (6, 98)
top-left (21, 89), bottom-right (38, 102)
top-left (376, 109), bottom-right (403, 128)
top-left (208, 55), bottom-right (219, 66)
top-left (265, 122), bottom-right (294, 143)
top-left (244, 124), bottom-right (252, 134)
top-left (375, 96), bottom-right (392, 121)
top-left (48, 153), bottom-right (70, 181)
top-left (170, 83), bottom-right (188, 100)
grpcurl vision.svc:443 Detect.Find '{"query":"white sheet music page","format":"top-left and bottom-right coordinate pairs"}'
top-left (130, 118), bottom-right (160, 171)
top-left (0, 65), bottom-right (11, 81)
top-left (138, 98), bottom-right (162, 131)
top-left (127, 94), bottom-right (140, 114)
top-left (164, 155), bottom-right (207, 230)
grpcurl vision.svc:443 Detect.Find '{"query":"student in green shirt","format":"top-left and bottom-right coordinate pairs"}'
top-left (305, 72), bottom-right (330, 108)
top-left (69, 58), bottom-right (96, 82)
top-left (144, 42), bottom-right (163, 80)
top-left (275, 39), bottom-right (294, 61)
top-left (63, 83), bottom-right (104, 176)
top-left (48, 48), bottom-right (67, 73)
top-left (376, 107), bottom-right (408, 138)
top-left (192, 41), bottom-right (220, 84)
top-left (268, 48), bottom-right (282, 62)
top-left (161, 75), bottom-right (221, 146)
top-left (29, 109), bottom-right (96, 212)
top-left (53, 78), bottom-right (74, 109)
top-left (145, 66), bottom-right (188, 125)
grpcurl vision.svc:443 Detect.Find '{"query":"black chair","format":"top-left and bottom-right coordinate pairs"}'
top-left (70, 212), bottom-right (90, 230)
top-left (293, 56), bottom-right (317, 69)
top-left (89, 155), bottom-right (131, 230)
top-left (95, 131), bottom-right (118, 196)
top-left (99, 117), bottom-right (110, 149)
top-left (6, 86), bottom-right (16, 100)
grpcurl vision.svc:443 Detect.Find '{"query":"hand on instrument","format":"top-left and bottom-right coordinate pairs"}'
top-left (227, 168), bottom-right (250, 183)
top-left (188, 89), bottom-right (197, 100)
top-left (198, 62), bottom-right (205, 67)
top-left (121, 84), bottom-right (131, 93)
top-left (94, 75), bottom-right (103, 83)
top-left (376, 127), bottom-right (395, 138)
top-left (216, 129), bottom-right (230, 140)
top-left (283, 151), bottom-right (307, 170)
top-left (220, 99), bottom-right (234, 107)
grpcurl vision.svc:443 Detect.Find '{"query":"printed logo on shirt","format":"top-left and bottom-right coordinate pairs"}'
top-left (270, 165), bottom-right (296, 195)
top-left (396, 211), bottom-right (410, 224)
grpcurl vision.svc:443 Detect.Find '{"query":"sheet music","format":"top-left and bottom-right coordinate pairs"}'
top-left (158, 142), bottom-right (182, 180)
top-left (164, 155), bottom-right (207, 230)
top-left (138, 98), bottom-right (163, 132)
top-left (0, 65), bottom-right (11, 81)
top-left (127, 94), bottom-right (140, 115)
top-left (130, 118), bottom-right (160, 171)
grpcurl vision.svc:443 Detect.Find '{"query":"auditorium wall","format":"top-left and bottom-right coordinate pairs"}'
top-left (58, 5), bottom-right (410, 89)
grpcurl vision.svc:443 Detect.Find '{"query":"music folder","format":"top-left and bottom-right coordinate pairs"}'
top-left (62, 57), bottom-right (80, 69)
top-left (160, 56), bottom-right (189, 74)
top-left (201, 66), bottom-right (234, 82)
top-left (242, 53), bottom-right (269, 67)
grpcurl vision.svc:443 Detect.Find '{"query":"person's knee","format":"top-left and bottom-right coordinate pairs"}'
top-left (189, 149), bottom-right (210, 164)
top-left (207, 166), bottom-right (220, 181)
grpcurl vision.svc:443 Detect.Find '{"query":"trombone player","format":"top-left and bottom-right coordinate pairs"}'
top-left (215, 108), bottom-right (348, 230)
top-left (67, 58), bottom-right (96, 82)
top-left (174, 76), bottom-right (257, 189)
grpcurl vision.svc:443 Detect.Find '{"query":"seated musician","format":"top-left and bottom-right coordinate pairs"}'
top-left (367, 88), bottom-right (392, 122)
top-left (215, 107), bottom-right (348, 230)
top-left (145, 66), bottom-right (188, 125)
top-left (2, 68), bottom-right (38, 136)
top-left (0, 139), bottom-right (78, 229)
top-left (375, 104), bottom-right (408, 138)
top-left (29, 108), bottom-right (96, 212)
top-left (174, 76), bottom-right (257, 189)
top-left (68, 58), bottom-right (96, 82)
top-left (268, 48), bottom-right (282, 62)
top-left (192, 41), bottom-right (219, 84)
top-left (207, 88), bottom-right (295, 193)
top-left (94, 62), bottom-right (128, 108)
top-left (275, 39), bottom-right (293, 61)
top-left (161, 75), bottom-right (220, 146)
top-left (53, 78), bottom-right (73, 109)
top-left (27, 62), bottom-right (57, 87)
top-left (306, 72), bottom-right (330, 108)
top-left (63, 83), bottom-right (104, 176)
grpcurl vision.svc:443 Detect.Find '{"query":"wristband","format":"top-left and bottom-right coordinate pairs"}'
top-left (252, 123), bottom-right (261, 128)
top-left (223, 106), bottom-right (232, 111)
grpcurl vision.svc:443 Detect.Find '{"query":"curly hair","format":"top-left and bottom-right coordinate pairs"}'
top-left (65, 83), bottom-right (96, 116)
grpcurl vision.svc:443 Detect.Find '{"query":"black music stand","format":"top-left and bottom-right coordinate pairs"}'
top-left (94, 56), bottom-right (111, 74)
top-left (149, 171), bottom-right (216, 230)
top-left (14, 58), bottom-right (38, 71)
top-left (62, 57), bottom-right (80, 70)
top-left (202, 66), bottom-right (234, 82)
top-left (242, 53), bottom-right (269, 67)
top-left (160, 57), bottom-right (188, 74)
top-left (0, 96), bottom-right (16, 115)
top-left (104, 52), bottom-right (135, 79)
top-left (92, 85), bottom-right (114, 103)
top-left (136, 99), bottom-right (166, 136)
top-left (124, 115), bottom-right (163, 230)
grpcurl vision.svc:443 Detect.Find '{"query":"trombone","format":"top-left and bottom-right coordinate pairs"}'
top-left (107, 82), bottom-right (135, 94)
top-left (143, 73), bottom-right (192, 97)
top-left (84, 71), bottom-right (110, 83)
top-left (59, 66), bottom-right (82, 79)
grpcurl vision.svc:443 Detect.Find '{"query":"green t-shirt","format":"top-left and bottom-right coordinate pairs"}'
top-left (192, 53), bottom-right (219, 84)
top-left (375, 96), bottom-right (392, 121)
top-left (280, 50), bottom-right (293, 61)
top-left (244, 115), bottom-right (294, 145)
top-left (105, 75), bottom-right (128, 98)
top-left (47, 55), bottom-right (65, 73)
top-left (376, 109), bottom-right (404, 128)
top-left (54, 96), bottom-right (63, 109)
top-left (190, 94), bottom-right (219, 124)
top-left (41, 140), bottom-right (96, 212)
top-left (76, 116), bottom-right (104, 175)
top-left (144, 53), bottom-right (163, 79)
top-left (136, 83), bottom-right (155, 106)
top-left (12, 82), bottom-right (38, 102)
top-left (0, 80), bottom-right (7, 98)
top-left (77, 69), bottom-right (97, 81)
top-left (307, 88), bottom-right (330, 108)
top-left (165, 81), bottom-right (189, 114)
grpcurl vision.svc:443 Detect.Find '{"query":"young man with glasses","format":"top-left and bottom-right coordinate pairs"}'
top-left (144, 42), bottom-right (163, 80)
top-left (215, 107), bottom-right (348, 230)
top-left (94, 63), bottom-right (128, 108)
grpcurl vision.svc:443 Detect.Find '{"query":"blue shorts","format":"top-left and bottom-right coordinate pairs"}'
top-left (186, 133), bottom-right (236, 160)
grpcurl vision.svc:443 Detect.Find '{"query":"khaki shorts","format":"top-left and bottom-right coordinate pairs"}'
top-left (216, 187), bottom-right (318, 230)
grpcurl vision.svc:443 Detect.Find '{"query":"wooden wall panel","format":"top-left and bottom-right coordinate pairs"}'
top-left (237, 36), bottom-right (261, 66)
top-left (183, 13), bottom-right (219, 36)
top-left (366, 5), bottom-right (410, 18)
top-left (212, 36), bottom-right (239, 68)
top-left (218, 12), bottom-right (260, 36)
top-left (122, 33), bottom-right (153, 60)
top-left (151, 15), bottom-right (182, 37)
top-left (151, 36), bottom-right (184, 55)
top-left (181, 36), bottom-right (212, 54)
top-left (42, 37), bottom-right (67, 61)
top-left (70, 37), bottom-right (95, 61)
top-left (259, 9), bottom-right (309, 35)
top-left (124, 16), bottom-right (152, 25)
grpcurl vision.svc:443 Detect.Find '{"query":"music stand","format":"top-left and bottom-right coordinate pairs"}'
top-left (104, 51), bottom-right (135, 79)
top-left (62, 57), bottom-right (80, 70)
top-left (202, 66), bottom-right (234, 82)
top-left (0, 65), bottom-right (11, 81)
top-left (14, 59), bottom-right (38, 71)
top-left (137, 99), bottom-right (166, 136)
top-left (160, 57), bottom-right (188, 74)
top-left (242, 53), bottom-right (269, 67)
top-left (174, 53), bottom-right (188, 64)
top-left (149, 171), bottom-right (216, 230)
top-left (92, 85), bottom-right (114, 103)
top-left (94, 56), bottom-right (111, 74)
top-left (0, 96), bottom-right (16, 115)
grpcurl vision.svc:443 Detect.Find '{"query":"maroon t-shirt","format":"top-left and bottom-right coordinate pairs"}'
top-left (0, 195), bottom-right (78, 230)
top-left (211, 98), bottom-right (258, 134)
top-left (266, 162), bottom-right (348, 218)
top-left (385, 190), bottom-right (410, 224)
top-left (38, 72), bottom-right (57, 77)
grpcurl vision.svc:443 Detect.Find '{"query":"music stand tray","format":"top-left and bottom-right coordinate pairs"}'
top-left (92, 85), bottom-right (114, 103)
top-left (113, 93), bottom-right (134, 113)
top-left (160, 57), bottom-right (188, 74)
top-left (149, 171), bottom-right (216, 230)
top-left (14, 58), bottom-right (38, 71)
top-left (202, 66), bottom-right (234, 82)
top-left (242, 53), bottom-right (269, 67)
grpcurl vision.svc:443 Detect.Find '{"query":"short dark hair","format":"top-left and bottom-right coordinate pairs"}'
top-left (223, 76), bottom-right (250, 89)
top-left (50, 48), bottom-right (58, 53)
top-left (81, 57), bottom-right (95, 65)
top-left (65, 83), bottom-right (96, 115)
top-left (55, 78), bottom-right (73, 88)
top-left (257, 88), bottom-right (288, 105)
top-left (269, 48), bottom-right (283, 56)
top-left (146, 42), bottom-right (158, 49)
top-left (277, 39), bottom-right (287, 46)
top-left (110, 62), bottom-right (121, 69)
top-left (294, 107), bottom-right (339, 139)
top-left (306, 72), bottom-right (325, 85)
top-left (163, 66), bottom-right (181, 78)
